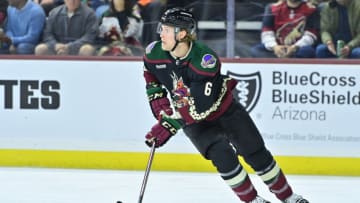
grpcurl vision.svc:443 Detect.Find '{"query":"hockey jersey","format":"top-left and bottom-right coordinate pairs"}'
top-left (143, 41), bottom-right (236, 124)
top-left (262, 1), bottom-right (318, 46)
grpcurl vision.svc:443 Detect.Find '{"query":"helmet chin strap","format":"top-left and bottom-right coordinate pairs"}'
top-left (171, 29), bottom-right (180, 52)
top-left (171, 40), bottom-right (179, 52)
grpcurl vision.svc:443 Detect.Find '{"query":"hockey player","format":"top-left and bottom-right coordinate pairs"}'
top-left (142, 7), bottom-right (309, 203)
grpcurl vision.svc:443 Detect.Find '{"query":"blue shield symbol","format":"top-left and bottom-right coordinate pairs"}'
top-left (227, 71), bottom-right (262, 112)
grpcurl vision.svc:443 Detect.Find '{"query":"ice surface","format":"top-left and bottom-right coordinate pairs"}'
top-left (0, 167), bottom-right (359, 203)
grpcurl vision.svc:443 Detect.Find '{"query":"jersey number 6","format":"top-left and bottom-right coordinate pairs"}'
top-left (204, 82), bottom-right (213, 96)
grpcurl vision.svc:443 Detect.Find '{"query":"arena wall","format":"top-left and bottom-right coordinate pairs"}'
top-left (1, 56), bottom-right (359, 176)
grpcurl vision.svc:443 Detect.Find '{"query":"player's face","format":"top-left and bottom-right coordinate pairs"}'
top-left (158, 25), bottom-right (176, 51)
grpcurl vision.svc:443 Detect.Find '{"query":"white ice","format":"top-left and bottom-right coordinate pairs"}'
top-left (0, 167), bottom-right (359, 203)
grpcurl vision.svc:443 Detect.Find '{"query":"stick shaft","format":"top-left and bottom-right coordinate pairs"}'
top-left (138, 142), bottom-right (156, 203)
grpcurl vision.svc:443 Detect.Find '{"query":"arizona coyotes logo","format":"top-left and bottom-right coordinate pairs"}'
top-left (276, 16), bottom-right (306, 45)
top-left (227, 71), bottom-right (261, 113)
top-left (171, 72), bottom-right (190, 108)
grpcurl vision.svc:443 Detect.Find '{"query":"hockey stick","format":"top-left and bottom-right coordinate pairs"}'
top-left (138, 141), bottom-right (156, 203)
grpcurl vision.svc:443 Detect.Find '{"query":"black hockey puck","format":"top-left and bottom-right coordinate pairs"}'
top-left (116, 201), bottom-right (122, 203)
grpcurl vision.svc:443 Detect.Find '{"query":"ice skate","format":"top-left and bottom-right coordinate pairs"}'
top-left (283, 193), bottom-right (309, 203)
top-left (247, 196), bottom-right (271, 203)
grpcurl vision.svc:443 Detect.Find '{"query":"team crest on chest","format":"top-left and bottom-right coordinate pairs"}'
top-left (170, 72), bottom-right (190, 108)
top-left (201, 54), bottom-right (216, 68)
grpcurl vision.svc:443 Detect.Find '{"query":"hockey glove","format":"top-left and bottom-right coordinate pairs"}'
top-left (145, 113), bottom-right (182, 148)
top-left (146, 83), bottom-right (173, 118)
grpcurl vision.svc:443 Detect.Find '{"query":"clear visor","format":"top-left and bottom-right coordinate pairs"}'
top-left (156, 23), bottom-right (163, 34)
top-left (157, 23), bottom-right (181, 34)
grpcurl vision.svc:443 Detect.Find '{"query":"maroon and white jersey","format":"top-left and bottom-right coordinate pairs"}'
top-left (261, 1), bottom-right (318, 48)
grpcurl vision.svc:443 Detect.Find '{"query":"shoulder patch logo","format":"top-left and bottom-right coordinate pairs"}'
top-left (201, 54), bottom-right (217, 68)
top-left (227, 71), bottom-right (262, 113)
top-left (145, 41), bottom-right (157, 54)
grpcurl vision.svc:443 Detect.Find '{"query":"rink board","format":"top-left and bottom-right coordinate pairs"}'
top-left (1, 58), bottom-right (360, 176)
top-left (1, 149), bottom-right (360, 176)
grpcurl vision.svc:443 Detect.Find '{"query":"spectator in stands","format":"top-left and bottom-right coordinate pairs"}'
top-left (250, 0), bottom-right (319, 58)
top-left (315, 0), bottom-right (360, 58)
top-left (33, 0), bottom-right (64, 16)
top-left (35, 0), bottom-right (98, 56)
top-left (0, 0), bottom-right (7, 53)
top-left (0, 0), bottom-right (7, 27)
top-left (0, 0), bottom-right (45, 54)
top-left (138, 0), bottom-right (164, 46)
top-left (35, 0), bottom-right (94, 17)
top-left (100, 0), bottom-right (142, 41)
top-left (310, 0), bottom-right (331, 5)
top-left (87, 0), bottom-right (107, 18)
top-left (310, 0), bottom-right (331, 12)
top-left (97, 0), bottom-right (143, 55)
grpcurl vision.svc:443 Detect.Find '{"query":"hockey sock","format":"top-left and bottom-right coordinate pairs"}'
top-left (205, 140), bottom-right (257, 201)
top-left (221, 164), bottom-right (257, 202)
top-left (257, 161), bottom-right (293, 200)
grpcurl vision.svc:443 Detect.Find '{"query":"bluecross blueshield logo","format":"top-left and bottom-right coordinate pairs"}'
top-left (226, 71), bottom-right (262, 113)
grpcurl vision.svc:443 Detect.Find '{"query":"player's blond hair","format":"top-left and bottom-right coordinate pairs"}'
top-left (180, 29), bottom-right (197, 43)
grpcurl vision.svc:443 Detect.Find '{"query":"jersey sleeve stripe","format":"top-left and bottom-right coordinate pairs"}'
top-left (186, 62), bottom-right (219, 77)
top-left (143, 55), bottom-right (172, 64)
